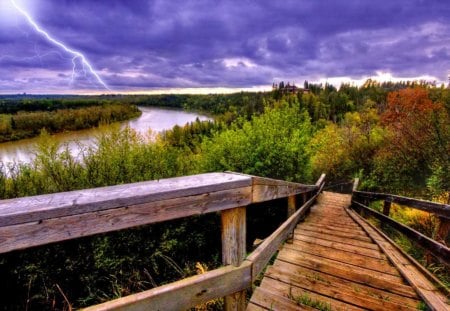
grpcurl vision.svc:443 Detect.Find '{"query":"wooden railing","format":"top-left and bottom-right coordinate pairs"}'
top-left (0, 172), bottom-right (325, 311)
top-left (351, 179), bottom-right (450, 266)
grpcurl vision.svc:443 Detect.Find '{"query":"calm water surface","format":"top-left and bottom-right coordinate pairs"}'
top-left (0, 107), bottom-right (211, 165)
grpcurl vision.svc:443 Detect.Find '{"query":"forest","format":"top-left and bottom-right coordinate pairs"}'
top-left (0, 80), bottom-right (449, 309)
top-left (0, 102), bottom-right (141, 142)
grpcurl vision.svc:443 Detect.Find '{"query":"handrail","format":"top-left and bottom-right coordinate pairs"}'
top-left (0, 172), bottom-right (315, 254)
top-left (351, 179), bottom-right (450, 267)
top-left (353, 190), bottom-right (450, 219)
top-left (0, 172), bottom-right (325, 311)
top-left (351, 201), bottom-right (450, 266)
top-left (85, 175), bottom-right (326, 311)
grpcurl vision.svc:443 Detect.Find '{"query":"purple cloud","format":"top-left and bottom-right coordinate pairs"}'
top-left (0, 0), bottom-right (449, 93)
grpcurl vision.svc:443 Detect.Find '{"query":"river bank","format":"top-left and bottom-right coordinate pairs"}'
top-left (0, 106), bottom-right (211, 165)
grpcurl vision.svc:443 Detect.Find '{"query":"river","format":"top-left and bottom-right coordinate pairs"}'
top-left (0, 106), bottom-right (211, 165)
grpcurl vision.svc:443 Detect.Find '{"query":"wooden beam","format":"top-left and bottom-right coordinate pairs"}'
top-left (82, 262), bottom-right (252, 311)
top-left (221, 207), bottom-right (247, 311)
top-left (436, 217), bottom-right (450, 245)
top-left (353, 191), bottom-right (450, 219)
top-left (251, 176), bottom-right (315, 203)
top-left (286, 195), bottom-right (296, 243)
top-left (383, 198), bottom-right (392, 216)
top-left (0, 172), bottom-right (252, 227)
top-left (351, 201), bottom-right (450, 266)
top-left (352, 178), bottom-right (359, 192)
top-left (0, 187), bottom-right (252, 254)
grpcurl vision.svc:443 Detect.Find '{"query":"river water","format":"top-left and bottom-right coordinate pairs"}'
top-left (0, 106), bottom-right (211, 165)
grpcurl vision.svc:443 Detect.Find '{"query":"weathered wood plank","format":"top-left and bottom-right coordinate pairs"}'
top-left (248, 286), bottom-right (317, 311)
top-left (351, 201), bottom-right (450, 266)
top-left (272, 260), bottom-right (420, 302)
top-left (278, 247), bottom-right (404, 283)
top-left (0, 172), bottom-right (252, 227)
top-left (82, 262), bottom-right (252, 311)
top-left (282, 241), bottom-right (398, 275)
top-left (265, 266), bottom-right (417, 311)
top-left (293, 232), bottom-right (383, 256)
top-left (221, 207), bottom-right (247, 311)
top-left (347, 208), bottom-right (450, 311)
top-left (0, 187), bottom-right (252, 253)
top-left (297, 224), bottom-right (373, 242)
top-left (353, 191), bottom-right (450, 219)
top-left (261, 277), bottom-right (361, 311)
top-left (249, 175), bottom-right (316, 203)
top-left (276, 248), bottom-right (415, 297)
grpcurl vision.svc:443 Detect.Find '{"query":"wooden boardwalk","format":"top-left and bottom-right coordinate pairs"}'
top-left (248, 192), bottom-right (446, 311)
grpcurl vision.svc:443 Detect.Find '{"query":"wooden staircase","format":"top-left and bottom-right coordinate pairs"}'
top-left (248, 192), bottom-right (448, 310)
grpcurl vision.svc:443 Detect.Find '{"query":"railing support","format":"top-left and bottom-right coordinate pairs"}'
top-left (383, 198), bottom-right (392, 216)
top-left (286, 195), bottom-right (296, 243)
top-left (221, 207), bottom-right (246, 311)
top-left (436, 217), bottom-right (450, 245)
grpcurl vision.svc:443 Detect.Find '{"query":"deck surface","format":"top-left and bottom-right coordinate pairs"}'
top-left (248, 192), bottom-right (427, 311)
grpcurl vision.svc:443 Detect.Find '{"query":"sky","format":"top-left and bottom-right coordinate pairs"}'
top-left (0, 0), bottom-right (449, 94)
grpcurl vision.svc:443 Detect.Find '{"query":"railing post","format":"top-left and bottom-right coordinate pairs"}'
top-left (383, 197), bottom-right (392, 216)
top-left (435, 217), bottom-right (450, 245)
top-left (221, 207), bottom-right (246, 311)
top-left (286, 195), bottom-right (296, 243)
top-left (381, 197), bottom-right (392, 231)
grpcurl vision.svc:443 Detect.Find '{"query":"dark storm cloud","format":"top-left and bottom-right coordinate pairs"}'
top-left (1, 0), bottom-right (449, 93)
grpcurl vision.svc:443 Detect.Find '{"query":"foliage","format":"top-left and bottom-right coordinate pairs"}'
top-left (0, 104), bottom-right (141, 142)
top-left (371, 87), bottom-right (449, 194)
top-left (309, 108), bottom-right (386, 181)
top-left (200, 101), bottom-right (313, 182)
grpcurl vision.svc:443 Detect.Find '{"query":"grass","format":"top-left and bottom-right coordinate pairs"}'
top-left (288, 288), bottom-right (332, 311)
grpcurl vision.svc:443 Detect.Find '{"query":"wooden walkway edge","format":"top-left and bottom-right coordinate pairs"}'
top-left (248, 192), bottom-right (450, 311)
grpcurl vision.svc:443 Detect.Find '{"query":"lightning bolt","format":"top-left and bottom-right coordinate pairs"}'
top-left (10, 0), bottom-right (111, 91)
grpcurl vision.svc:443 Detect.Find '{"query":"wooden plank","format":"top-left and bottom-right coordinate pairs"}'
top-left (272, 260), bottom-right (420, 302)
top-left (299, 221), bottom-right (368, 239)
top-left (261, 277), bottom-right (361, 311)
top-left (276, 248), bottom-right (414, 294)
top-left (246, 193), bottom-right (320, 281)
top-left (293, 232), bottom-right (384, 257)
top-left (351, 201), bottom-right (450, 266)
top-left (265, 266), bottom-right (418, 310)
top-left (347, 208), bottom-right (450, 311)
top-left (249, 286), bottom-right (317, 311)
top-left (82, 262), bottom-right (252, 311)
top-left (297, 224), bottom-right (373, 243)
top-left (252, 184), bottom-right (314, 204)
top-left (221, 207), bottom-right (246, 311)
top-left (353, 191), bottom-right (450, 219)
top-left (0, 172), bottom-right (252, 227)
top-left (0, 187), bottom-right (252, 253)
top-left (301, 220), bottom-right (363, 230)
top-left (282, 241), bottom-right (399, 275)
top-left (279, 247), bottom-right (403, 284)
